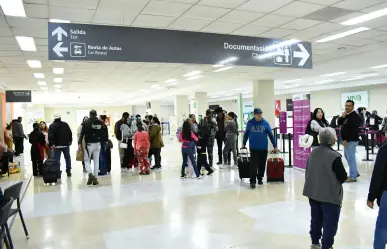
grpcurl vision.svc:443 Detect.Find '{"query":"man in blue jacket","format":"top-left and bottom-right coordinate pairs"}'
top-left (242, 108), bottom-right (279, 188)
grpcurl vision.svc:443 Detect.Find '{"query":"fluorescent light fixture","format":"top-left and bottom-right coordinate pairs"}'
top-left (34, 73), bottom-right (45, 79)
top-left (284, 79), bottom-right (302, 83)
top-left (53, 68), bottom-right (64, 74)
top-left (54, 84), bottom-right (62, 89)
top-left (150, 84), bottom-right (160, 88)
top-left (232, 88), bottom-right (243, 91)
top-left (155, 86), bottom-right (165, 90)
top-left (341, 77), bottom-right (363, 82)
top-left (54, 78), bottom-right (63, 83)
top-left (0, 0), bottom-right (26, 17)
top-left (371, 64), bottom-right (387, 69)
top-left (316, 27), bottom-right (370, 43)
top-left (210, 96), bottom-right (219, 98)
top-left (164, 79), bottom-right (178, 84)
top-left (183, 71), bottom-right (201, 77)
top-left (213, 66), bottom-right (234, 72)
top-left (213, 57), bottom-right (238, 67)
top-left (26, 60), bottom-right (41, 69)
top-left (341, 8), bottom-right (387, 26)
top-left (186, 75), bottom-right (202, 81)
top-left (37, 81), bottom-right (46, 86)
top-left (284, 84), bottom-right (300, 89)
top-left (53, 60), bottom-right (65, 62)
top-left (49, 19), bottom-right (71, 23)
top-left (314, 79), bottom-right (334, 84)
top-left (40, 87), bottom-right (48, 91)
top-left (167, 82), bottom-right (180, 86)
top-left (15, 36), bottom-right (36, 51)
top-left (320, 72), bottom-right (346, 77)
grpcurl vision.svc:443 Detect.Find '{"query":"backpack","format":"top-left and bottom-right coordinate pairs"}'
top-left (199, 119), bottom-right (212, 141)
top-left (85, 118), bottom-right (105, 143)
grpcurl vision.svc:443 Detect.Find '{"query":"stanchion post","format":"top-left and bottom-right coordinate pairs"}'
top-left (371, 133), bottom-right (376, 155)
top-left (363, 131), bottom-right (374, 162)
top-left (286, 133), bottom-right (293, 168)
top-left (281, 133), bottom-right (287, 154)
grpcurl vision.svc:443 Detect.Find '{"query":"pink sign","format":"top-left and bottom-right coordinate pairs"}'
top-left (280, 112), bottom-right (287, 134)
top-left (292, 94), bottom-right (311, 169)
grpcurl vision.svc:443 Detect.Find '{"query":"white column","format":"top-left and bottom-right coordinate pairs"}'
top-left (174, 95), bottom-right (189, 124)
top-left (253, 79), bottom-right (275, 148)
top-left (194, 92), bottom-right (208, 119)
top-left (150, 101), bottom-right (161, 116)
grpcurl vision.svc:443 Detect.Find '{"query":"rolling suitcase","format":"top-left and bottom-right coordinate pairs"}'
top-left (42, 150), bottom-right (61, 185)
top-left (267, 153), bottom-right (284, 183)
top-left (238, 148), bottom-right (250, 180)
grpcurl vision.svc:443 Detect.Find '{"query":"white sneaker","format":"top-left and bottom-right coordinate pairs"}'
top-left (196, 175), bottom-right (202, 180)
top-left (129, 168), bottom-right (135, 173)
top-left (232, 164), bottom-right (238, 169)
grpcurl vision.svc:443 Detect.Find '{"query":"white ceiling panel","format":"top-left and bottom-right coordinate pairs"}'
top-left (292, 22), bottom-right (344, 40)
top-left (372, 34), bottom-right (387, 41)
top-left (350, 29), bottom-right (387, 39)
top-left (168, 18), bottom-right (211, 31)
top-left (123, 13), bottom-right (137, 26)
top-left (250, 14), bottom-right (295, 28)
top-left (182, 5), bottom-right (230, 21)
top-left (0, 16), bottom-right (6, 27)
top-left (0, 37), bottom-right (17, 45)
top-left (377, 26), bottom-right (387, 32)
top-left (280, 18), bottom-right (322, 30)
top-left (25, 3), bottom-right (49, 18)
top-left (362, 2), bottom-right (387, 13)
top-left (330, 12), bottom-right (365, 24)
top-left (0, 44), bottom-right (19, 51)
top-left (6, 16), bottom-right (47, 28)
top-left (132, 15), bottom-right (176, 28)
top-left (237, 0), bottom-right (294, 13)
top-left (326, 37), bottom-right (376, 46)
top-left (361, 16), bottom-right (387, 29)
top-left (98, 0), bottom-right (148, 12)
top-left (12, 26), bottom-right (48, 38)
top-left (200, 22), bottom-right (243, 34)
top-left (35, 38), bottom-right (48, 46)
top-left (300, 0), bottom-right (342, 5)
top-left (50, 6), bottom-right (95, 22)
top-left (164, 0), bottom-right (200, 3)
top-left (259, 28), bottom-right (296, 38)
top-left (231, 25), bottom-right (270, 36)
top-left (332, 0), bottom-right (387, 11)
top-left (24, 0), bottom-right (48, 4)
top-left (49, 0), bottom-right (99, 9)
top-left (273, 1), bottom-right (326, 17)
top-left (198, 0), bottom-right (248, 8)
top-left (0, 51), bottom-right (23, 57)
top-left (0, 27), bottom-right (13, 37)
top-left (217, 10), bottom-right (264, 25)
top-left (93, 10), bottom-right (124, 25)
top-left (142, 1), bottom-right (192, 17)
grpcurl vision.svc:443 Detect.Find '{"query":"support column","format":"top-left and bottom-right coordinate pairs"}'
top-left (0, 94), bottom-right (5, 142)
top-left (194, 92), bottom-right (208, 120)
top-left (237, 93), bottom-right (243, 131)
top-left (149, 101), bottom-right (161, 116)
top-left (253, 79), bottom-right (275, 148)
top-left (174, 95), bottom-right (189, 124)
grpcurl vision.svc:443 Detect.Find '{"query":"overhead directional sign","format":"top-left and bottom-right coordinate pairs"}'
top-left (6, 90), bottom-right (31, 103)
top-left (48, 22), bottom-right (313, 69)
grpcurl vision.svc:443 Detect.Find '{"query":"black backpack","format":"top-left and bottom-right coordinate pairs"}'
top-left (85, 118), bottom-right (105, 143)
top-left (199, 120), bottom-right (211, 140)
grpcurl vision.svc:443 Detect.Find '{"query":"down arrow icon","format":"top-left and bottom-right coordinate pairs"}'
top-left (293, 44), bottom-right (310, 67)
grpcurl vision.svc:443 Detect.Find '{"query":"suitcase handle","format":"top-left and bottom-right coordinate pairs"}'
top-left (269, 152), bottom-right (281, 162)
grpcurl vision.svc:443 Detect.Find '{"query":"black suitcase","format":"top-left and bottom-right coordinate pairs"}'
top-left (42, 151), bottom-right (61, 185)
top-left (238, 148), bottom-right (250, 180)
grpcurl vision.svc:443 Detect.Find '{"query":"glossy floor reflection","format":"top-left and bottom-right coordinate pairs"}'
top-left (9, 138), bottom-right (378, 248)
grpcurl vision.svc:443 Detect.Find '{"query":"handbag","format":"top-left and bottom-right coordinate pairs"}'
top-left (120, 137), bottom-right (128, 149)
top-left (76, 149), bottom-right (84, 161)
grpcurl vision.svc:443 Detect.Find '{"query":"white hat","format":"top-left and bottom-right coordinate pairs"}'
top-left (53, 113), bottom-right (61, 119)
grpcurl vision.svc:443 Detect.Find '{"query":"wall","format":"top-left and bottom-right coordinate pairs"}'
top-left (132, 104), bottom-right (173, 122)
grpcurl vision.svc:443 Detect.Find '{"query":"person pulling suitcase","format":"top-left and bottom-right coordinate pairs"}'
top-left (242, 108), bottom-right (279, 189)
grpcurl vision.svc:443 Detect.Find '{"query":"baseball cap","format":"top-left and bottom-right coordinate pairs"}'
top-left (53, 113), bottom-right (61, 119)
top-left (254, 108), bottom-right (263, 114)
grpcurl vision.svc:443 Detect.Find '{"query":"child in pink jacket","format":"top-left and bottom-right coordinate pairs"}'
top-left (134, 126), bottom-right (151, 175)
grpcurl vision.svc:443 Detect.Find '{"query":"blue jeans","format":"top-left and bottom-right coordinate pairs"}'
top-left (374, 191), bottom-right (387, 249)
top-left (309, 199), bottom-right (341, 249)
top-left (344, 141), bottom-right (358, 179)
top-left (181, 142), bottom-right (199, 177)
top-left (55, 147), bottom-right (71, 172)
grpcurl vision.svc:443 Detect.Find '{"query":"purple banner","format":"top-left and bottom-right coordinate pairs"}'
top-left (292, 95), bottom-right (311, 170)
top-left (280, 112), bottom-right (287, 134)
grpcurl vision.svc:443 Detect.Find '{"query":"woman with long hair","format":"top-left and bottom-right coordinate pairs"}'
top-left (29, 123), bottom-right (46, 176)
top-left (121, 114), bottom-right (137, 173)
top-left (149, 117), bottom-right (164, 170)
top-left (179, 120), bottom-right (201, 179)
top-left (134, 125), bottom-right (151, 175)
top-left (40, 121), bottom-right (49, 157)
top-left (306, 108), bottom-right (330, 147)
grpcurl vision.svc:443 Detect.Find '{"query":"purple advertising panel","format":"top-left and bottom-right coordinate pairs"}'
top-left (292, 94), bottom-right (311, 170)
top-left (280, 112), bottom-right (287, 134)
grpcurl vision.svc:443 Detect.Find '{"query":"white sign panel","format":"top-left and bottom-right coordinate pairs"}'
top-left (341, 91), bottom-right (368, 109)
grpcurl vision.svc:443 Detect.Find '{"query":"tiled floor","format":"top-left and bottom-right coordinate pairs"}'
top-left (7, 137), bottom-right (379, 249)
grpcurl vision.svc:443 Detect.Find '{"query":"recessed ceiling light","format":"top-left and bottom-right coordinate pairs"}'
top-left (183, 71), bottom-right (201, 77)
top-left (341, 8), bottom-right (387, 26)
top-left (54, 78), bottom-right (63, 83)
top-left (26, 60), bottom-right (41, 69)
top-left (164, 79), bottom-right (178, 84)
top-left (284, 79), bottom-right (302, 83)
top-left (37, 81), bottom-right (46, 86)
top-left (54, 84), bottom-right (62, 89)
top-left (40, 87), bottom-right (48, 91)
top-left (53, 68), bottom-right (64, 74)
top-left (315, 27), bottom-right (370, 43)
top-left (320, 72), bottom-right (346, 77)
top-left (34, 73), bottom-right (45, 79)
top-left (49, 19), bottom-right (71, 23)
top-left (150, 84), bottom-right (160, 88)
top-left (213, 66), bottom-right (234, 72)
top-left (186, 75), bottom-right (202, 81)
top-left (0, 0), bottom-right (26, 17)
top-left (314, 79), bottom-right (334, 84)
top-left (370, 64), bottom-right (387, 69)
top-left (15, 36), bottom-right (36, 51)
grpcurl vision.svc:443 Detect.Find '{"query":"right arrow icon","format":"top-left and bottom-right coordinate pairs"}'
top-left (52, 26), bottom-right (68, 42)
top-left (293, 44), bottom-right (310, 67)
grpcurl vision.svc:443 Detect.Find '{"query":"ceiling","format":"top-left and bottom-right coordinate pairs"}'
top-left (1, 0), bottom-right (387, 106)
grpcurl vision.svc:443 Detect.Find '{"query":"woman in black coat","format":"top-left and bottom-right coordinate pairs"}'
top-left (29, 123), bottom-right (46, 176)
